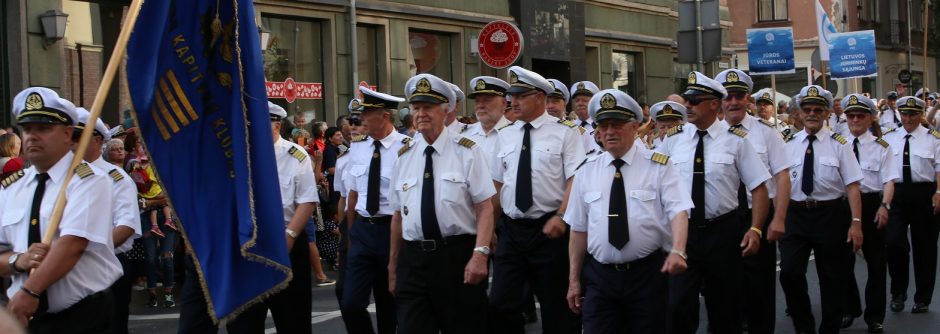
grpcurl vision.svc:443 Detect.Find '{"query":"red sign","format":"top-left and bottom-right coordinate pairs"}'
top-left (478, 21), bottom-right (523, 69)
top-left (357, 81), bottom-right (377, 99)
top-left (266, 77), bottom-right (323, 103)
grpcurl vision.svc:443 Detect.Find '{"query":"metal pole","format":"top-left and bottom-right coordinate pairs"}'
top-left (909, 0), bottom-right (914, 83)
top-left (350, 0), bottom-right (358, 102)
top-left (924, 0), bottom-right (930, 90)
top-left (77, 43), bottom-right (84, 106)
top-left (695, 0), bottom-right (704, 72)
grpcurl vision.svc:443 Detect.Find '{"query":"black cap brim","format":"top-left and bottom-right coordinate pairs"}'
top-left (16, 115), bottom-right (70, 125)
top-left (507, 86), bottom-right (537, 94)
top-left (595, 110), bottom-right (638, 123)
top-left (408, 95), bottom-right (446, 105)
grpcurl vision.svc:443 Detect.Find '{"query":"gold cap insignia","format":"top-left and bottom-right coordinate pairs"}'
top-left (908, 98), bottom-right (917, 107)
top-left (727, 71), bottom-right (739, 82)
top-left (808, 87), bottom-right (819, 97)
top-left (763, 93), bottom-right (771, 100)
top-left (350, 99), bottom-right (360, 109)
top-left (509, 71), bottom-right (519, 84)
top-left (600, 93), bottom-right (616, 109)
top-left (663, 104), bottom-right (675, 115)
top-left (25, 93), bottom-right (44, 111)
top-left (549, 81), bottom-right (556, 89)
top-left (849, 95), bottom-right (859, 105)
top-left (416, 78), bottom-right (432, 93)
top-left (577, 83), bottom-right (585, 90)
top-left (688, 72), bottom-right (697, 85)
top-left (475, 79), bottom-right (487, 91)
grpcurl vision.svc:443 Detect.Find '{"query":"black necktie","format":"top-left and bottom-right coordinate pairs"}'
top-left (366, 140), bottom-right (381, 216)
top-left (692, 130), bottom-right (707, 225)
top-left (893, 111), bottom-right (900, 127)
top-left (853, 137), bottom-right (860, 162)
top-left (516, 123), bottom-right (534, 213)
top-left (731, 125), bottom-right (748, 213)
top-left (421, 146), bottom-right (443, 240)
top-left (903, 134), bottom-right (912, 184)
top-left (29, 173), bottom-right (50, 313)
top-left (802, 135), bottom-right (816, 196)
top-left (609, 159), bottom-right (630, 249)
top-left (580, 121), bottom-right (589, 128)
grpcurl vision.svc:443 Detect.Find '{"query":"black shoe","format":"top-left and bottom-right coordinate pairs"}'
top-left (867, 323), bottom-right (884, 333)
top-left (890, 295), bottom-right (906, 312)
top-left (841, 315), bottom-right (856, 329)
top-left (912, 302), bottom-right (929, 313)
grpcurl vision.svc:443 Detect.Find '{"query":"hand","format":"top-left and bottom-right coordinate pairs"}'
top-left (19, 243), bottom-right (51, 271)
top-left (660, 253), bottom-right (687, 275)
top-left (7, 289), bottom-right (39, 326)
top-left (933, 194), bottom-right (940, 215)
top-left (740, 229), bottom-right (761, 256)
top-left (542, 216), bottom-right (567, 239)
top-left (566, 281), bottom-right (583, 314)
top-left (312, 150), bottom-right (323, 165)
top-left (387, 263), bottom-right (397, 296)
top-left (767, 218), bottom-right (786, 242)
top-left (463, 253), bottom-right (489, 285)
top-left (847, 223), bottom-right (863, 252)
top-left (875, 207), bottom-right (890, 229)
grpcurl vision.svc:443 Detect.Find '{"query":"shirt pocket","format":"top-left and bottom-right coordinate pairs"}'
top-left (439, 172), bottom-right (468, 204)
top-left (1, 199), bottom-right (25, 227)
top-left (819, 156), bottom-right (841, 179)
top-left (497, 147), bottom-right (515, 172)
top-left (349, 164), bottom-right (368, 192)
top-left (706, 153), bottom-right (736, 178)
top-left (395, 177), bottom-right (417, 213)
top-left (629, 190), bottom-right (659, 224)
top-left (279, 176), bottom-right (294, 206)
top-left (533, 145), bottom-right (562, 172)
top-left (583, 191), bottom-right (603, 216)
top-left (912, 149), bottom-right (935, 161)
top-left (859, 158), bottom-right (881, 172)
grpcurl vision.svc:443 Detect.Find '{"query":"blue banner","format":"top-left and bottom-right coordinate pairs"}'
top-left (126, 0), bottom-right (290, 323)
top-left (829, 30), bottom-right (878, 79)
top-left (747, 27), bottom-right (796, 75)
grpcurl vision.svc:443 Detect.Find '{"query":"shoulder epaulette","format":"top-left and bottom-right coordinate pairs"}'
top-left (402, 137), bottom-right (412, 144)
top-left (1, 170), bottom-right (25, 188)
top-left (875, 137), bottom-right (889, 148)
top-left (586, 149), bottom-right (596, 156)
top-left (729, 127), bottom-right (748, 138)
top-left (498, 121), bottom-right (515, 131)
top-left (75, 162), bottom-right (93, 179)
top-left (558, 119), bottom-right (578, 128)
top-left (831, 132), bottom-right (847, 145)
top-left (352, 135), bottom-right (368, 142)
top-left (398, 142), bottom-right (413, 156)
top-left (459, 124), bottom-right (470, 134)
top-left (666, 125), bottom-right (683, 137)
top-left (108, 169), bottom-right (124, 182)
top-left (930, 129), bottom-right (940, 139)
top-left (758, 118), bottom-right (775, 128)
top-left (883, 127), bottom-right (897, 134)
top-left (457, 137), bottom-right (476, 149)
top-left (783, 132), bottom-right (796, 143)
top-left (575, 157), bottom-right (589, 171)
top-left (651, 152), bottom-right (670, 165)
top-left (288, 146), bottom-right (307, 162)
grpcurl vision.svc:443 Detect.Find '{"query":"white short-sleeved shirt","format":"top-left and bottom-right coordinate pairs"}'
top-left (565, 147), bottom-right (693, 264)
top-left (493, 112), bottom-right (586, 219)
top-left (274, 138), bottom-right (319, 224)
top-left (829, 113), bottom-right (848, 136)
top-left (334, 153), bottom-right (350, 197)
top-left (785, 128), bottom-right (864, 201)
top-left (0, 152), bottom-right (122, 313)
top-left (347, 131), bottom-right (411, 217)
top-left (879, 108), bottom-right (901, 129)
top-left (462, 117), bottom-right (511, 178)
top-left (91, 158), bottom-right (141, 254)
top-left (657, 121), bottom-right (771, 219)
top-left (390, 128), bottom-right (497, 240)
top-left (726, 114), bottom-right (790, 202)
top-left (844, 132), bottom-right (900, 193)
top-left (883, 125), bottom-right (940, 183)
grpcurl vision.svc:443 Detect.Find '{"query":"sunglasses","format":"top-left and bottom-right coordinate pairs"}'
top-left (684, 95), bottom-right (718, 106)
top-left (723, 91), bottom-right (748, 101)
top-left (845, 113), bottom-right (871, 120)
top-left (349, 117), bottom-right (362, 126)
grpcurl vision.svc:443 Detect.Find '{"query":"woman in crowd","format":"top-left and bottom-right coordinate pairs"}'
top-left (0, 133), bottom-right (23, 179)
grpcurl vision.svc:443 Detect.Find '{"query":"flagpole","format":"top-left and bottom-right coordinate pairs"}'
top-left (41, 0), bottom-right (144, 245)
top-left (772, 74), bottom-right (779, 128)
top-left (821, 61), bottom-right (828, 90)
top-left (924, 1), bottom-right (930, 91)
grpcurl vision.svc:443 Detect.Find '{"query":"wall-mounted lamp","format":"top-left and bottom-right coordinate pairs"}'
top-left (258, 25), bottom-right (271, 51)
top-left (39, 9), bottom-right (69, 48)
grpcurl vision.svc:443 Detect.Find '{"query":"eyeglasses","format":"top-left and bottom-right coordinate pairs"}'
top-left (509, 91), bottom-right (541, 100)
top-left (723, 91), bottom-right (748, 101)
top-left (684, 95), bottom-right (718, 106)
top-left (801, 107), bottom-right (828, 114)
top-left (845, 113), bottom-right (870, 120)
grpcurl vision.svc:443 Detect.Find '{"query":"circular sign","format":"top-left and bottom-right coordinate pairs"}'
top-left (478, 21), bottom-right (524, 69)
top-left (284, 77), bottom-right (297, 103)
top-left (899, 70), bottom-right (913, 84)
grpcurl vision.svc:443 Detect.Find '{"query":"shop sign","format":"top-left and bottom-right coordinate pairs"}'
top-left (266, 77), bottom-right (322, 103)
top-left (478, 20), bottom-right (523, 69)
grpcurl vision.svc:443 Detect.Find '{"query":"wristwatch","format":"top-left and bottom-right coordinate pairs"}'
top-left (473, 246), bottom-right (491, 256)
top-left (881, 202), bottom-right (891, 210)
top-left (8, 252), bottom-right (22, 274)
top-left (285, 228), bottom-right (299, 239)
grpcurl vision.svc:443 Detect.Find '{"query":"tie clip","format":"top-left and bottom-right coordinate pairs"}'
top-left (608, 214), bottom-right (619, 217)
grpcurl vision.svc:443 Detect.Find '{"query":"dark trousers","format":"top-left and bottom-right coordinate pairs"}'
top-left (887, 182), bottom-right (940, 305)
top-left (111, 252), bottom-right (143, 334)
top-left (489, 215), bottom-right (581, 334)
top-left (227, 231), bottom-right (312, 334)
top-left (29, 289), bottom-right (114, 334)
top-left (395, 234), bottom-right (487, 334)
top-left (740, 205), bottom-right (777, 334)
top-left (844, 193), bottom-right (887, 324)
top-left (340, 217), bottom-right (396, 334)
top-left (779, 203), bottom-right (850, 334)
top-left (668, 212), bottom-right (743, 334)
top-left (582, 253), bottom-right (667, 334)
top-left (335, 217), bottom-right (351, 323)
top-left (177, 254), bottom-right (218, 334)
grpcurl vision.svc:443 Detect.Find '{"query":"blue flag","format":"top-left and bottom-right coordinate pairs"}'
top-left (126, 0), bottom-right (290, 322)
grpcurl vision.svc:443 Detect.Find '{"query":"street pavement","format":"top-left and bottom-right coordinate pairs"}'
top-left (128, 251), bottom-right (940, 333)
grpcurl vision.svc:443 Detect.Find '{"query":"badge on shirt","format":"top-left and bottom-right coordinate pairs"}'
top-left (403, 206), bottom-right (409, 215)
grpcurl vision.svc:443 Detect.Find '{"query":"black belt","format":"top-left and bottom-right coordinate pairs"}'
top-left (405, 234), bottom-right (475, 252)
top-left (356, 214), bottom-right (392, 224)
top-left (695, 210), bottom-right (736, 228)
top-left (505, 212), bottom-right (556, 227)
top-left (589, 252), bottom-right (664, 272)
top-left (790, 198), bottom-right (841, 209)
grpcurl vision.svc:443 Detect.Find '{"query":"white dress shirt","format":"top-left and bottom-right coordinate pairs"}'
top-left (883, 125), bottom-right (940, 183)
top-left (879, 108), bottom-right (901, 129)
top-left (463, 117), bottom-right (511, 177)
top-left (785, 128), bottom-right (864, 201)
top-left (565, 146), bottom-right (693, 264)
top-left (657, 121), bottom-right (772, 218)
top-left (274, 137), bottom-right (319, 224)
top-left (347, 131), bottom-right (411, 217)
top-left (390, 128), bottom-right (497, 240)
top-left (0, 152), bottom-right (121, 312)
top-left (725, 114), bottom-right (790, 202)
top-left (91, 157), bottom-right (141, 254)
top-left (844, 132), bottom-right (900, 193)
top-left (494, 112), bottom-right (586, 219)
top-left (829, 113), bottom-right (848, 136)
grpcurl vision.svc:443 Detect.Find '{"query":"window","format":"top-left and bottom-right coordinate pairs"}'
top-left (612, 51), bottom-right (638, 98)
top-left (757, 0), bottom-right (788, 22)
top-left (261, 15), bottom-right (325, 121)
top-left (912, 0), bottom-right (925, 30)
top-left (357, 25), bottom-right (380, 90)
top-left (860, 0), bottom-right (879, 22)
top-left (408, 30), bottom-right (453, 81)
